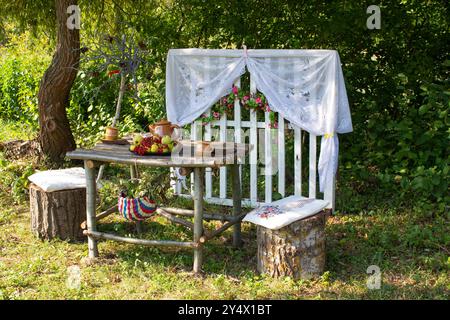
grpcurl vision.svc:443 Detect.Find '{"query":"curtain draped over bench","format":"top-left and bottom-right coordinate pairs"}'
top-left (165, 49), bottom-right (353, 192)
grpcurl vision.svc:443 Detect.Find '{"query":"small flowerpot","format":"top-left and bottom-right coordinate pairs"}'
top-left (104, 127), bottom-right (119, 141)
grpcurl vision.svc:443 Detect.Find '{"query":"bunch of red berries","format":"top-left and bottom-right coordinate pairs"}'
top-left (133, 145), bottom-right (147, 156)
top-left (140, 137), bottom-right (153, 149)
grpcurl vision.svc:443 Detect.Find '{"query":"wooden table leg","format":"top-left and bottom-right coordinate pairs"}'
top-left (193, 167), bottom-right (204, 273)
top-left (85, 160), bottom-right (99, 258)
top-left (231, 163), bottom-right (243, 247)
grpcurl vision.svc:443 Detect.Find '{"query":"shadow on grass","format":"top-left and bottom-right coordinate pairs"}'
top-left (87, 206), bottom-right (447, 297)
top-left (95, 217), bottom-right (259, 277)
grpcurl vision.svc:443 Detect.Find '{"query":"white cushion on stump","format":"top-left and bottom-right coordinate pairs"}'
top-left (243, 195), bottom-right (329, 230)
top-left (28, 167), bottom-right (87, 192)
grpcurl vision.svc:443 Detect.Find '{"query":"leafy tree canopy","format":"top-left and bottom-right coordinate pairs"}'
top-left (0, 0), bottom-right (448, 209)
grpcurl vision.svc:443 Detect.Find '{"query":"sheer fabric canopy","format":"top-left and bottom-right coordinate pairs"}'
top-left (165, 49), bottom-right (353, 192)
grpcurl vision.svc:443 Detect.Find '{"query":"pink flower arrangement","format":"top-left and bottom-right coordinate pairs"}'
top-left (200, 85), bottom-right (277, 128)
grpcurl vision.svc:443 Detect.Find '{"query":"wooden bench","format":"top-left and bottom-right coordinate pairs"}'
top-left (173, 76), bottom-right (335, 211)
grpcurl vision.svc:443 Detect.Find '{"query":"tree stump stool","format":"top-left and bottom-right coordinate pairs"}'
top-left (257, 210), bottom-right (328, 280)
top-left (29, 184), bottom-right (86, 241)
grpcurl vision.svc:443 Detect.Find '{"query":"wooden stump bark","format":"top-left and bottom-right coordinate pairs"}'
top-left (257, 211), bottom-right (328, 280)
top-left (29, 184), bottom-right (86, 241)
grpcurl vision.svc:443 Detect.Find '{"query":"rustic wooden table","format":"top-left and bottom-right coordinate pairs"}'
top-left (66, 142), bottom-right (247, 273)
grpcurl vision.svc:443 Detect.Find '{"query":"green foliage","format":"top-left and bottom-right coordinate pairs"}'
top-left (0, 31), bottom-right (50, 127)
top-left (0, 0), bottom-right (55, 40)
top-left (68, 67), bottom-right (162, 147)
top-left (0, 120), bottom-right (38, 204)
top-left (117, 168), bottom-right (173, 201)
top-left (0, 156), bottom-right (36, 204)
top-left (0, 0), bottom-right (448, 210)
top-left (0, 119), bottom-right (35, 141)
top-left (341, 65), bottom-right (449, 211)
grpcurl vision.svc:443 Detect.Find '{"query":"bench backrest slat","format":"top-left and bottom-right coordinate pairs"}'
top-left (294, 126), bottom-right (302, 196)
top-left (249, 75), bottom-right (258, 204)
top-left (278, 114), bottom-right (286, 198)
top-left (309, 133), bottom-right (317, 199)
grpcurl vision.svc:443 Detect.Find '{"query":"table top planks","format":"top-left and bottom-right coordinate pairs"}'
top-left (66, 141), bottom-right (251, 168)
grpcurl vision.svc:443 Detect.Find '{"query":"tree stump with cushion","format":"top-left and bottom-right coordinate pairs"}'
top-left (28, 168), bottom-right (88, 241)
top-left (29, 184), bottom-right (86, 241)
top-left (256, 210), bottom-right (329, 280)
top-left (244, 195), bottom-right (330, 280)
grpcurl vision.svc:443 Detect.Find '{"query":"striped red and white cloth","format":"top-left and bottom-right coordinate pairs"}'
top-left (118, 196), bottom-right (157, 221)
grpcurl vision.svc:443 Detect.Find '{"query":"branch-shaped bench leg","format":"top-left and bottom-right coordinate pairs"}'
top-left (231, 163), bottom-right (242, 247)
top-left (199, 212), bottom-right (247, 243)
top-left (80, 205), bottom-right (118, 230)
top-left (83, 230), bottom-right (198, 249)
top-left (159, 207), bottom-right (235, 222)
top-left (157, 208), bottom-right (213, 238)
top-left (157, 208), bottom-right (195, 230)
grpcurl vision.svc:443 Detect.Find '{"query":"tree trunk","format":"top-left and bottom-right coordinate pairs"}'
top-left (257, 211), bottom-right (328, 280)
top-left (38, 0), bottom-right (80, 164)
top-left (29, 184), bottom-right (86, 241)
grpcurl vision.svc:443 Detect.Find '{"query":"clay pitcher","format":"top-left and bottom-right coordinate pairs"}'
top-left (149, 119), bottom-right (179, 138)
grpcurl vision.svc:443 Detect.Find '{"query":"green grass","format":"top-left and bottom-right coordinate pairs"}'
top-left (0, 119), bottom-right (36, 142)
top-left (0, 123), bottom-right (448, 300)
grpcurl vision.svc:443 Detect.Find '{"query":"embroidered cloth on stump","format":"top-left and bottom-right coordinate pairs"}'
top-left (243, 195), bottom-right (329, 230)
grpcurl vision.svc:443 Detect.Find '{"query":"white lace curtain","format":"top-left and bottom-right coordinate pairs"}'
top-left (165, 49), bottom-right (353, 192)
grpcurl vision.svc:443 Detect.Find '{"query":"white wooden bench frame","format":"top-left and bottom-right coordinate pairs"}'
top-left (172, 72), bottom-right (336, 212)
